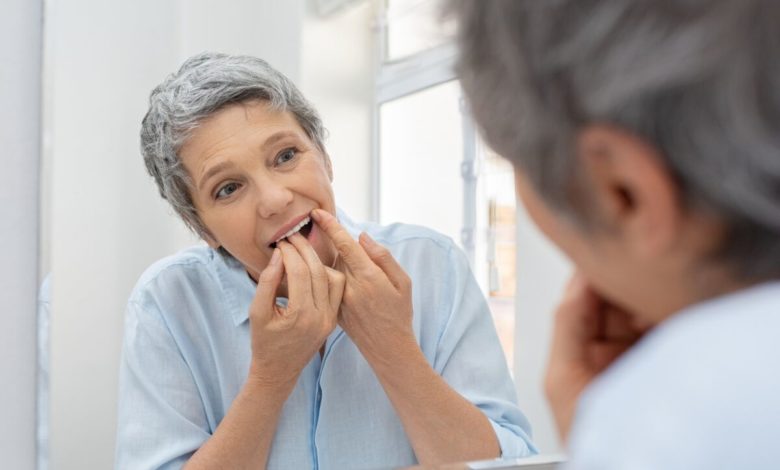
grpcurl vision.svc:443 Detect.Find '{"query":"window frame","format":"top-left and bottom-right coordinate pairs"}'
top-left (372, 6), bottom-right (478, 265)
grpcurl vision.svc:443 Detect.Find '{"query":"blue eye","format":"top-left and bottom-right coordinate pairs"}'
top-left (276, 148), bottom-right (297, 165)
top-left (215, 182), bottom-right (240, 200)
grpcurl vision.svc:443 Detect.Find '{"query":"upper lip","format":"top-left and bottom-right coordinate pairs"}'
top-left (268, 212), bottom-right (311, 246)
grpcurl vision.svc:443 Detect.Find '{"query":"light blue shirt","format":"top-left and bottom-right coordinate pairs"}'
top-left (115, 212), bottom-right (536, 469)
top-left (566, 281), bottom-right (780, 470)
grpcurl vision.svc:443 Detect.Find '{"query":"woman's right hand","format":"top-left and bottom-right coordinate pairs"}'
top-left (246, 232), bottom-right (345, 389)
top-left (184, 235), bottom-right (344, 469)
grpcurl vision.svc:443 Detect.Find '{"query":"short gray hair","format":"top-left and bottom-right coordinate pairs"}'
top-left (452, 0), bottom-right (780, 280)
top-left (141, 52), bottom-right (327, 239)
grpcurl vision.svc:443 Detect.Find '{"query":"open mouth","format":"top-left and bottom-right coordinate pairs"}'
top-left (269, 216), bottom-right (314, 249)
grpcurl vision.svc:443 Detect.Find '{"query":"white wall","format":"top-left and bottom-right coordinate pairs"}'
top-left (48, 1), bottom-right (189, 468)
top-left (177, 0), bottom-right (304, 86)
top-left (514, 205), bottom-right (571, 455)
top-left (47, 1), bottom-right (308, 468)
top-left (0, 0), bottom-right (42, 467)
top-left (300, 0), bottom-right (377, 221)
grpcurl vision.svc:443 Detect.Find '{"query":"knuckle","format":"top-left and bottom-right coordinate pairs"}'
top-left (319, 215), bottom-right (333, 228)
top-left (370, 244), bottom-right (391, 260)
top-left (284, 305), bottom-right (300, 318)
top-left (375, 252), bottom-right (393, 265)
top-left (258, 267), bottom-right (277, 284)
top-left (288, 264), bottom-right (308, 278)
top-left (248, 306), bottom-right (263, 323)
top-left (342, 285), bottom-right (355, 302)
top-left (310, 265), bottom-right (327, 280)
top-left (363, 266), bottom-right (383, 282)
top-left (335, 239), bottom-right (353, 254)
top-left (328, 269), bottom-right (346, 283)
top-left (400, 275), bottom-right (412, 292)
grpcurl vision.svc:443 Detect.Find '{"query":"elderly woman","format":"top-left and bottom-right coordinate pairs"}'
top-left (452, 0), bottom-right (780, 469)
top-left (115, 52), bottom-right (535, 469)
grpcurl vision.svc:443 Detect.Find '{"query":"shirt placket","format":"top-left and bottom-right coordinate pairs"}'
top-left (310, 327), bottom-right (346, 469)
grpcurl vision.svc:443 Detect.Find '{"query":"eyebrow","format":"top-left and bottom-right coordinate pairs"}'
top-left (261, 130), bottom-right (300, 151)
top-left (197, 161), bottom-right (235, 193)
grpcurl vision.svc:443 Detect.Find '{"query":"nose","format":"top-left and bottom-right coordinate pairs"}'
top-left (253, 176), bottom-right (293, 219)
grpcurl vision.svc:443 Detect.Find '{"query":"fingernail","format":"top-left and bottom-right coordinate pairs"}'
top-left (311, 209), bottom-right (323, 221)
top-left (270, 248), bottom-right (281, 266)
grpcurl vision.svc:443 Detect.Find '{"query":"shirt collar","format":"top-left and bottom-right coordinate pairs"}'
top-left (650, 279), bottom-right (780, 338)
top-left (675, 280), bottom-right (780, 318)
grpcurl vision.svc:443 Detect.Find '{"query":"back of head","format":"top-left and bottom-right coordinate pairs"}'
top-left (452, 0), bottom-right (780, 281)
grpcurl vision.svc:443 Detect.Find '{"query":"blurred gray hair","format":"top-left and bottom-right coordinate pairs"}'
top-left (452, 0), bottom-right (780, 280)
top-left (141, 52), bottom-right (327, 239)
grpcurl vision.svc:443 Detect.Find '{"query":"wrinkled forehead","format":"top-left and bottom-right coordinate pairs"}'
top-left (179, 101), bottom-right (310, 163)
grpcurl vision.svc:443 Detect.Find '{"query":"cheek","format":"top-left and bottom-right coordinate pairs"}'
top-left (201, 209), bottom-right (264, 259)
top-left (301, 167), bottom-right (336, 212)
top-left (516, 177), bottom-right (609, 282)
top-left (553, 225), bottom-right (637, 312)
top-left (516, 183), bottom-right (571, 253)
top-left (514, 170), bottom-right (590, 261)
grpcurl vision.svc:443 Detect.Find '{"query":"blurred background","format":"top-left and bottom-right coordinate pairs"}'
top-left (8, 0), bottom-right (572, 467)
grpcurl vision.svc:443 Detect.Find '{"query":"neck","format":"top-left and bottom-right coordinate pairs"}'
top-left (644, 264), bottom-right (751, 326)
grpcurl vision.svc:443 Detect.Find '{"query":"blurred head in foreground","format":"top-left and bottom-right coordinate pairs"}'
top-left (452, 0), bottom-right (780, 325)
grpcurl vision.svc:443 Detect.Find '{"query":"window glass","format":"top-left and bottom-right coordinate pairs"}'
top-left (479, 148), bottom-right (517, 371)
top-left (379, 80), bottom-right (463, 244)
top-left (378, 79), bottom-right (518, 371)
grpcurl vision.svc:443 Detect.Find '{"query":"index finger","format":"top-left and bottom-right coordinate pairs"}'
top-left (601, 305), bottom-right (644, 342)
top-left (310, 209), bottom-right (374, 274)
top-left (250, 248), bottom-right (285, 320)
top-left (278, 240), bottom-right (313, 305)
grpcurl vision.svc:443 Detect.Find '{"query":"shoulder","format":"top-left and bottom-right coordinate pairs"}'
top-left (339, 211), bottom-right (459, 263)
top-left (128, 245), bottom-right (223, 306)
top-left (569, 284), bottom-right (780, 468)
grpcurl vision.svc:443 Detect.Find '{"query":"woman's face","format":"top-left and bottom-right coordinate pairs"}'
top-left (179, 100), bottom-right (338, 287)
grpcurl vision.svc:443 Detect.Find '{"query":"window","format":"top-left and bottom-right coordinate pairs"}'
top-left (374, 0), bottom-right (517, 371)
top-left (478, 149), bottom-right (517, 367)
top-left (378, 80), bottom-right (463, 244)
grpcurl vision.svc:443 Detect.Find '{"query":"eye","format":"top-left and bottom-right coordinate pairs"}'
top-left (215, 182), bottom-right (241, 200)
top-left (275, 147), bottom-right (298, 165)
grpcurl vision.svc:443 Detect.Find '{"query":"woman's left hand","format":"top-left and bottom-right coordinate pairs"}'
top-left (311, 209), bottom-right (416, 364)
top-left (312, 209), bottom-right (502, 465)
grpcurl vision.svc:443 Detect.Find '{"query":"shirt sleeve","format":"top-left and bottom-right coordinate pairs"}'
top-left (115, 299), bottom-right (211, 470)
top-left (431, 243), bottom-right (538, 458)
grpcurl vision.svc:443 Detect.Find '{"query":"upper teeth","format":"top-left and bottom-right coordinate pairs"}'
top-left (275, 216), bottom-right (311, 244)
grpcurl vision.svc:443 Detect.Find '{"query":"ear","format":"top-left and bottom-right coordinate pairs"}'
top-left (201, 229), bottom-right (221, 250)
top-left (323, 152), bottom-right (334, 182)
top-left (576, 124), bottom-right (682, 259)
